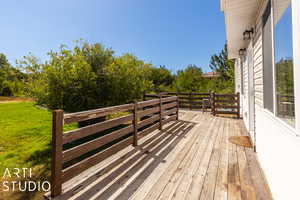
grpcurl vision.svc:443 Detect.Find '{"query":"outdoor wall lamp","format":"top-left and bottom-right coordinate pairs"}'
top-left (243, 28), bottom-right (254, 40)
top-left (239, 48), bottom-right (246, 56)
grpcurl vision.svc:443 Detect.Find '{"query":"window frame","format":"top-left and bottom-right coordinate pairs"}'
top-left (261, 0), bottom-right (299, 132)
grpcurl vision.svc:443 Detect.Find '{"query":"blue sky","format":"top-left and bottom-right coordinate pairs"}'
top-left (0, 0), bottom-right (226, 73)
top-left (274, 5), bottom-right (293, 62)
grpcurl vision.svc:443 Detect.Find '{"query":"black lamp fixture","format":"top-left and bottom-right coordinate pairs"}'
top-left (243, 28), bottom-right (254, 40)
top-left (239, 48), bottom-right (246, 56)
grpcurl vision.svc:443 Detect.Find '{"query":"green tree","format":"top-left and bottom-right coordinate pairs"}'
top-left (148, 65), bottom-right (174, 92)
top-left (209, 44), bottom-right (235, 93)
top-left (104, 53), bottom-right (153, 105)
top-left (0, 53), bottom-right (25, 96)
top-left (19, 42), bottom-right (154, 112)
top-left (174, 65), bottom-right (206, 92)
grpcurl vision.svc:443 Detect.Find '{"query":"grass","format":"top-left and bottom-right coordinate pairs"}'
top-left (0, 101), bottom-right (77, 200)
top-left (0, 100), bottom-right (134, 199)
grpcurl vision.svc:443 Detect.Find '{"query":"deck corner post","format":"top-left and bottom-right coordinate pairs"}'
top-left (237, 92), bottom-right (240, 119)
top-left (159, 94), bottom-right (163, 130)
top-left (51, 109), bottom-right (64, 197)
top-left (133, 101), bottom-right (138, 146)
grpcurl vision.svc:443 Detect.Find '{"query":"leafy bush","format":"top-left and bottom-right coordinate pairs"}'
top-left (19, 42), bottom-right (153, 112)
top-left (0, 53), bottom-right (25, 96)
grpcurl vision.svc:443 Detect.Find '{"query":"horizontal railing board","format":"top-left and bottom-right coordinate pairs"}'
top-left (62, 125), bottom-right (134, 163)
top-left (178, 101), bottom-right (193, 103)
top-left (162, 108), bottom-right (177, 117)
top-left (162, 96), bottom-right (177, 103)
top-left (138, 122), bottom-right (160, 139)
top-left (162, 102), bottom-right (177, 110)
top-left (214, 100), bottom-right (238, 104)
top-left (137, 114), bottom-right (160, 129)
top-left (137, 99), bottom-right (160, 109)
top-left (215, 94), bottom-right (238, 98)
top-left (64, 104), bottom-right (134, 124)
top-left (138, 106), bottom-right (160, 118)
top-left (62, 136), bottom-right (133, 182)
top-left (143, 95), bottom-right (177, 102)
top-left (164, 92), bottom-right (210, 95)
top-left (215, 105), bottom-right (239, 109)
top-left (215, 111), bottom-right (239, 115)
top-left (63, 115), bottom-right (133, 144)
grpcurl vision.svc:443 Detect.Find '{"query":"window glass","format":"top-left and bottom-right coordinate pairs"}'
top-left (262, 0), bottom-right (274, 113)
top-left (274, 0), bottom-right (295, 126)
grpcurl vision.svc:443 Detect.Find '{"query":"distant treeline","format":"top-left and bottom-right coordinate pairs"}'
top-left (0, 41), bottom-right (234, 112)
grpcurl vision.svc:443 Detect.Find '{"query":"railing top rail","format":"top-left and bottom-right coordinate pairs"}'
top-left (64, 96), bottom-right (178, 124)
top-left (64, 103), bottom-right (134, 124)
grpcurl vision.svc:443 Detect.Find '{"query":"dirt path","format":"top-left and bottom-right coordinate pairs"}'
top-left (0, 96), bottom-right (34, 103)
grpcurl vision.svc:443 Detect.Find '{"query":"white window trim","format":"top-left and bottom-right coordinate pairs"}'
top-left (266, 0), bottom-right (299, 134)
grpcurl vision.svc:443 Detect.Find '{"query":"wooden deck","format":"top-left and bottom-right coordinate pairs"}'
top-left (51, 110), bottom-right (272, 200)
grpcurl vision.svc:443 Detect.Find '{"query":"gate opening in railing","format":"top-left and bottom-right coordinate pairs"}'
top-left (50, 96), bottom-right (179, 198)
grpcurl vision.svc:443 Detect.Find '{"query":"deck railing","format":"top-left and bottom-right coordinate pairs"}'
top-left (144, 92), bottom-right (240, 118)
top-left (144, 92), bottom-right (211, 111)
top-left (50, 96), bottom-right (179, 197)
top-left (212, 92), bottom-right (240, 118)
top-left (276, 94), bottom-right (295, 117)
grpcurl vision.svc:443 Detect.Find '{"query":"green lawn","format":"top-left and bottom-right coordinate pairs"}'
top-left (0, 102), bottom-right (78, 199)
top-left (0, 101), bottom-right (130, 199)
top-left (0, 102), bottom-right (76, 175)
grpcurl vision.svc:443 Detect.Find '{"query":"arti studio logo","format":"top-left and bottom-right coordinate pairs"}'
top-left (1, 168), bottom-right (50, 192)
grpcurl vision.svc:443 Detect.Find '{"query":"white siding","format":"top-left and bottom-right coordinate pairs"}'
top-left (249, 0), bottom-right (300, 199)
top-left (253, 12), bottom-right (264, 108)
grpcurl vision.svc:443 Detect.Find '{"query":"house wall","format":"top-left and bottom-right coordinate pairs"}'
top-left (238, 0), bottom-right (300, 199)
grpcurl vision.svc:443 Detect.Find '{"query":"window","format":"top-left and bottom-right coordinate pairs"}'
top-left (262, 0), bottom-right (274, 113)
top-left (273, 0), bottom-right (295, 126)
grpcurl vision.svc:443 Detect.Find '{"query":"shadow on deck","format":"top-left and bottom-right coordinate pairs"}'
top-left (48, 111), bottom-right (272, 200)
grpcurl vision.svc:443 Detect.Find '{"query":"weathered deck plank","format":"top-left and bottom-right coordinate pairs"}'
top-left (214, 119), bottom-right (229, 200)
top-left (227, 118), bottom-right (242, 200)
top-left (48, 111), bottom-right (272, 200)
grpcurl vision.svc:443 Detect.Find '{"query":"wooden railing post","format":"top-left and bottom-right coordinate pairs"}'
top-left (133, 101), bottom-right (138, 146)
top-left (176, 96), bottom-right (179, 120)
top-left (237, 92), bottom-right (240, 119)
top-left (212, 92), bottom-right (216, 116)
top-left (51, 110), bottom-right (64, 197)
top-left (189, 92), bottom-right (192, 110)
top-left (159, 94), bottom-right (162, 130)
